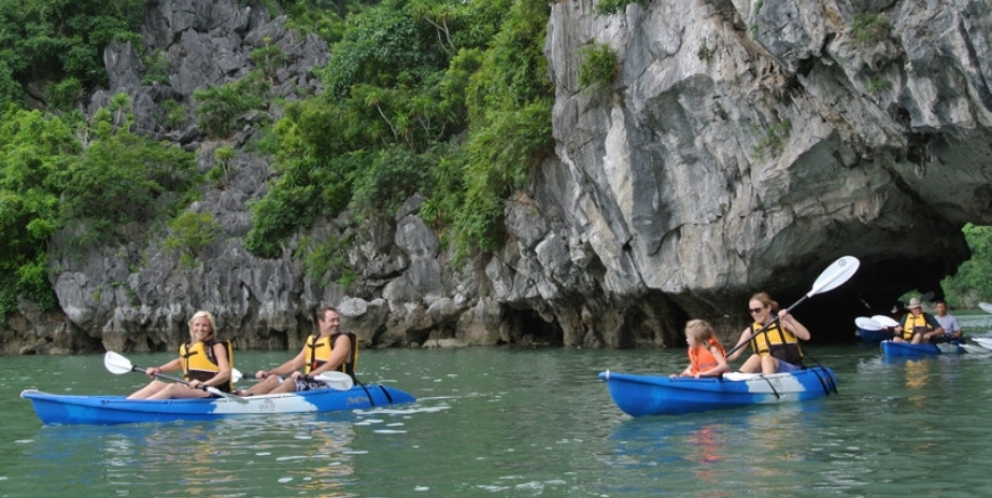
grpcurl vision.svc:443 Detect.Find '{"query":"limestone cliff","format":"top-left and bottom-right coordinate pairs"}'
top-left (3, 0), bottom-right (990, 354)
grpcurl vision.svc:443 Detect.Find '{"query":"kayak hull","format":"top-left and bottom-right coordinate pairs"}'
top-left (598, 366), bottom-right (838, 417)
top-left (880, 340), bottom-right (962, 357)
top-left (857, 328), bottom-right (893, 343)
top-left (21, 385), bottom-right (416, 425)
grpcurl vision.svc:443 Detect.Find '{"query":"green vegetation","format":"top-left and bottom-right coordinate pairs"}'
top-left (851, 13), bottom-right (892, 46)
top-left (164, 212), bottom-right (225, 268)
top-left (250, 39), bottom-right (286, 82)
top-left (867, 76), bottom-right (888, 95)
top-left (208, 146), bottom-right (237, 188)
top-left (0, 0), bottom-right (144, 109)
top-left (0, 0), bottom-right (558, 321)
top-left (0, 95), bottom-right (196, 323)
top-left (141, 50), bottom-right (172, 86)
top-left (594, 0), bottom-right (651, 17)
top-left (579, 43), bottom-right (618, 90)
top-left (302, 234), bottom-right (357, 289)
top-left (942, 224), bottom-right (992, 307)
top-left (751, 119), bottom-right (792, 159)
top-left (194, 71), bottom-right (271, 138)
top-left (245, 0), bottom-right (554, 262)
top-left (161, 99), bottom-right (187, 129)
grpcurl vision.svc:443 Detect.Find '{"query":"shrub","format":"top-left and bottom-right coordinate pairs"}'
top-left (579, 42), bottom-right (618, 90)
top-left (164, 212), bottom-right (224, 267)
top-left (194, 71), bottom-right (270, 138)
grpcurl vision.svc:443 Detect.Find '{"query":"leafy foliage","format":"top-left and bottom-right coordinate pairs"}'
top-left (579, 43), bottom-right (618, 90)
top-left (248, 0), bottom-right (551, 263)
top-left (58, 95), bottom-right (197, 244)
top-left (593, 0), bottom-right (651, 17)
top-left (0, 108), bottom-right (78, 316)
top-left (0, 0), bottom-right (144, 107)
top-left (851, 13), bottom-right (892, 46)
top-left (0, 95), bottom-right (197, 323)
top-left (301, 234), bottom-right (357, 289)
top-left (164, 212), bottom-right (225, 268)
top-left (194, 71), bottom-right (271, 138)
top-left (751, 119), bottom-right (792, 159)
top-left (942, 224), bottom-right (992, 307)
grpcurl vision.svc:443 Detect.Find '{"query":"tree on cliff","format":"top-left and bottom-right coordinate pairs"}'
top-left (942, 224), bottom-right (992, 308)
top-left (0, 0), bottom-right (143, 109)
top-left (244, 0), bottom-right (554, 263)
top-left (0, 96), bottom-right (195, 323)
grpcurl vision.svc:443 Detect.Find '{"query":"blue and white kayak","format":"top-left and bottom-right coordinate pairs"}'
top-left (21, 384), bottom-right (416, 425)
top-left (598, 366), bottom-right (838, 417)
top-left (880, 340), bottom-right (963, 357)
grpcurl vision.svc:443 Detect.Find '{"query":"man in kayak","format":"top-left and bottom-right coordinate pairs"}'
top-left (237, 306), bottom-right (356, 396)
top-left (924, 300), bottom-right (962, 343)
top-left (892, 297), bottom-right (945, 344)
top-left (727, 292), bottom-right (811, 374)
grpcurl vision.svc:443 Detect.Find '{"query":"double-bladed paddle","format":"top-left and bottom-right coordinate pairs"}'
top-left (871, 315), bottom-right (899, 328)
top-left (855, 316), bottom-right (882, 331)
top-left (104, 351), bottom-right (248, 404)
top-left (230, 368), bottom-right (355, 391)
top-left (726, 256), bottom-right (861, 357)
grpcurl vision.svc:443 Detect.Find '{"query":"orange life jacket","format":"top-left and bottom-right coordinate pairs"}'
top-left (688, 338), bottom-right (726, 375)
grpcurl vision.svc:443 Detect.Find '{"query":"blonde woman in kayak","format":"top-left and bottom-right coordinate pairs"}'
top-left (127, 311), bottom-right (233, 399)
top-left (726, 292), bottom-right (810, 374)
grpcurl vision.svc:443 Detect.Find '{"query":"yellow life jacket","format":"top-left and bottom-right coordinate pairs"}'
top-left (900, 313), bottom-right (934, 341)
top-left (179, 339), bottom-right (233, 392)
top-left (305, 332), bottom-right (358, 377)
top-left (749, 321), bottom-right (803, 366)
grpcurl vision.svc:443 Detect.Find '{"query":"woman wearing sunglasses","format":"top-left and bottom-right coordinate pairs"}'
top-left (726, 292), bottom-right (810, 374)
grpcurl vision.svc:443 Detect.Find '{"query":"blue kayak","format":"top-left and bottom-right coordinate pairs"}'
top-left (599, 367), bottom-right (838, 417)
top-left (880, 340), bottom-right (963, 357)
top-left (21, 384), bottom-right (416, 425)
top-left (857, 328), bottom-right (894, 343)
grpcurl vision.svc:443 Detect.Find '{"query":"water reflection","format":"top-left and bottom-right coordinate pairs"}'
top-left (24, 415), bottom-right (360, 497)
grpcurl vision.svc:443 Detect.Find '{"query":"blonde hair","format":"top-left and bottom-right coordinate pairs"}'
top-left (749, 292), bottom-right (779, 312)
top-left (685, 319), bottom-right (716, 342)
top-left (187, 310), bottom-right (217, 340)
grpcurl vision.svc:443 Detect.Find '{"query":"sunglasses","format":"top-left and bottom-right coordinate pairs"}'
top-left (749, 307), bottom-right (765, 314)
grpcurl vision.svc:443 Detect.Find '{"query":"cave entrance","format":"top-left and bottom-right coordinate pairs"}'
top-left (507, 308), bottom-right (563, 347)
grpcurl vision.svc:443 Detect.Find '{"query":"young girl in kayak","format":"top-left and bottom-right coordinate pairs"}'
top-left (127, 311), bottom-right (233, 400)
top-left (726, 292), bottom-right (810, 374)
top-left (675, 319), bottom-right (729, 378)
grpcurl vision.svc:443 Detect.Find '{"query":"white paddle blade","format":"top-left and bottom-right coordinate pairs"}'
top-left (871, 315), bottom-right (900, 328)
top-left (979, 302), bottom-right (992, 315)
top-left (972, 337), bottom-right (992, 350)
top-left (313, 371), bottom-right (355, 390)
top-left (808, 256), bottom-right (860, 297)
top-left (961, 344), bottom-right (990, 354)
top-left (855, 317), bottom-right (882, 331)
top-left (104, 351), bottom-right (135, 375)
top-left (231, 368), bottom-right (243, 383)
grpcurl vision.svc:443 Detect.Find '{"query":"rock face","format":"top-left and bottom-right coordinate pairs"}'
top-left (4, 0), bottom-right (992, 354)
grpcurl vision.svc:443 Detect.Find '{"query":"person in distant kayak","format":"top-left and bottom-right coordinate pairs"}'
top-left (128, 310), bottom-right (233, 399)
top-left (237, 306), bottom-right (356, 396)
top-left (893, 297), bottom-right (944, 344)
top-left (727, 292), bottom-right (810, 374)
top-left (927, 300), bottom-right (962, 343)
top-left (675, 319), bottom-right (729, 378)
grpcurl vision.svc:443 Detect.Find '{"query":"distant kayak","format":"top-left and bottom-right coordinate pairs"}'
top-left (22, 384), bottom-right (416, 425)
top-left (598, 367), bottom-right (838, 416)
top-left (880, 340), bottom-right (962, 357)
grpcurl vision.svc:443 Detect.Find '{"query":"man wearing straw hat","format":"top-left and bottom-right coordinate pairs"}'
top-left (892, 297), bottom-right (945, 345)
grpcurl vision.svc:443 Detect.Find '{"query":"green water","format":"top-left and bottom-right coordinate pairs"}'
top-left (4, 315), bottom-right (992, 497)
